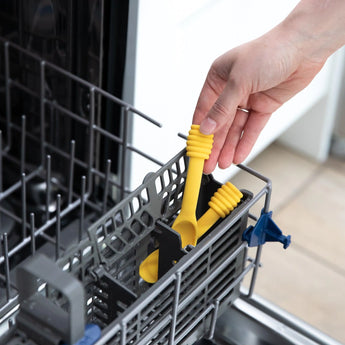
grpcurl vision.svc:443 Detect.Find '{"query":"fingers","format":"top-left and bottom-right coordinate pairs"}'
top-left (233, 110), bottom-right (272, 164)
top-left (199, 79), bottom-right (243, 135)
top-left (217, 109), bottom-right (249, 169)
top-left (192, 64), bottom-right (227, 126)
top-left (194, 78), bottom-right (272, 171)
top-left (192, 61), bottom-right (247, 174)
top-left (207, 110), bottom-right (271, 172)
top-left (201, 90), bottom-right (246, 173)
top-left (203, 121), bottom-right (232, 174)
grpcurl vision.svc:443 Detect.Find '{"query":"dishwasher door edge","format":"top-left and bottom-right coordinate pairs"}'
top-left (214, 289), bottom-right (343, 345)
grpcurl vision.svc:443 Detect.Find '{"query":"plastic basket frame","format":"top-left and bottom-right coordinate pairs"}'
top-left (55, 149), bottom-right (272, 345)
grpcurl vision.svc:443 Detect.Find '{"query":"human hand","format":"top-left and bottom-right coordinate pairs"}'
top-left (192, 26), bottom-right (326, 174)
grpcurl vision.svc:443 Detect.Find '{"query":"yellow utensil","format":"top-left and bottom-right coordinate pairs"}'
top-left (173, 124), bottom-right (213, 247)
top-left (139, 124), bottom-right (212, 284)
top-left (196, 182), bottom-right (242, 238)
top-left (139, 182), bottom-right (243, 283)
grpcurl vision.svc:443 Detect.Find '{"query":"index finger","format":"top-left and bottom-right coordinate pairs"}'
top-left (192, 74), bottom-right (226, 126)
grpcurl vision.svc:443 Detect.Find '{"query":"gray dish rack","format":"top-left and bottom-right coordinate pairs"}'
top-left (0, 38), bottom-right (342, 345)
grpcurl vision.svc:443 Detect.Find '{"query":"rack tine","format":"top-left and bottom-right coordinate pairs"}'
top-left (4, 42), bottom-right (11, 151)
top-left (21, 173), bottom-right (26, 239)
top-left (87, 88), bottom-right (95, 196)
top-left (40, 60), bottom-right (46, 165)
top-left (45, 155), bottom-right (51, 221)
top-left (102, 159), bottom-right (111, 214)
top-left (20, 115), bottom-right (26, 175)
top-left (120, 107), bottom-right (129, 201)
top-left (79, 176), bottom-right (86, 242)
top-left (68, 140), bottom-right (75, 205)
top-left (248, 245), bottom-right (263, 297)
top-left (30, 213), bottom-right (36, 255)
top-left (2, 233), bottom-right (11, 301)
top-left (55, 194), bottom-right (61, 260)
top-left (208, 300), bottom-right (219, 339)
top-left (0, 130), bottom-right (2, 193)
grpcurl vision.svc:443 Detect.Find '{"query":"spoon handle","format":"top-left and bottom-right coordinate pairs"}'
top-left (196, 182), bottom-right (243, 238)
top-left (175, 125), bottom-right (213, 221)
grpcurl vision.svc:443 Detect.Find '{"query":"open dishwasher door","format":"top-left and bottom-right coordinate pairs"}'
top-left (211, 291), bottom-right (343, 345)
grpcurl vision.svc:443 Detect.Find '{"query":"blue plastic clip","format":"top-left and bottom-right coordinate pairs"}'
top-left (63, 324), bottom-right (101, 345)
top-left (243, 209), bottom-right (291, 249)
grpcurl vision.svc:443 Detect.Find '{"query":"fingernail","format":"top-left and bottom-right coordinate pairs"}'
top-left (200, 117), bottom-right (216, 135)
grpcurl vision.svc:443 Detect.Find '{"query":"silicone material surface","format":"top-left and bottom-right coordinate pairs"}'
top-left (139, 181), bottom-right (243, 283)
top-left (196, 182), bottom-right (243, 238)
top-left (173, 124), bottom-right (214, 247)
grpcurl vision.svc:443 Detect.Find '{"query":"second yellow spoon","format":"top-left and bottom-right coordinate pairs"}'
top-left (139, 182), bottom-right (243, 283)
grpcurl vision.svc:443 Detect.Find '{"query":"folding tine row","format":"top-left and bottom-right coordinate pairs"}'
top-left (0, 37), bottom-right (162, 315)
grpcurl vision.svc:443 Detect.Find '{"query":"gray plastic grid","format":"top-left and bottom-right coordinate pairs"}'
top-left (4, 147), bottom-right (258, 345)
top-left (50, 149), bottom-right (258, 345)
top-left (0, 130), bottom-right (271, 345)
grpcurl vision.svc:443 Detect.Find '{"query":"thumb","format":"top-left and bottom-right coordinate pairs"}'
top-left (199, 79), bottom-right (244, 135)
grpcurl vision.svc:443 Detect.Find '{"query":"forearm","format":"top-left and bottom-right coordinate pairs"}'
top-left (279, 0), bottom-right (345, 62)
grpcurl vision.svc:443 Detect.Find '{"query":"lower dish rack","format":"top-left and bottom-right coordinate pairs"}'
top-left (1, 148), bottom-right (274, 345)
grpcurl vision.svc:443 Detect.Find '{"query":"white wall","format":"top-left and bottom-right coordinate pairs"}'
top-left (130, 0), bottom-right (342, 188)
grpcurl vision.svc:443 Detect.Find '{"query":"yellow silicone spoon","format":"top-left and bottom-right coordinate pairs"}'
top-left (173, 124), bottom-right (213, 247)
top-left (139, 182), bottom-right (243, 283)
top-left (139, 124), bottom-right (212, 283)
top-left (196, 182), bottom-right (243, 239)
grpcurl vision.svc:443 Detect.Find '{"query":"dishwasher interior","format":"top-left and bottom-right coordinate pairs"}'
top-left (0, 38), bottom-right (343, 345)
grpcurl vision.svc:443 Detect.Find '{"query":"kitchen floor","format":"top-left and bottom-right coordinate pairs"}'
top-left (230, 142), bottom-right (345, 344)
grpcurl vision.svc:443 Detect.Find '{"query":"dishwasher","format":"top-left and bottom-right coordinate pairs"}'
top-left (0, 36), bottom-right (343, 345)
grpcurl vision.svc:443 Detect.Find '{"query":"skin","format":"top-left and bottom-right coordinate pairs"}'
top-left (193, 0), bottom-right (345, 174)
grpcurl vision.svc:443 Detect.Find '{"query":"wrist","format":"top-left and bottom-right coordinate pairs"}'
top-left (277, 0), bottom-right (345, 63)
